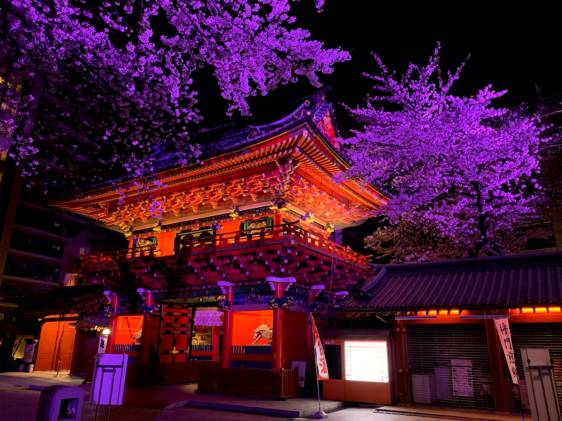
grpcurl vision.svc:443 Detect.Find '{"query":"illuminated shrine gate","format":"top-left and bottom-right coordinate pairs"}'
top-left (52, 95), bottom-right (385, 395)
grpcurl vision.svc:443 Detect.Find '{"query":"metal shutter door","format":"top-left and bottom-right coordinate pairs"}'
top-left (504, 323), bottom-right (562, 415)
top-left (407, 324), bottom-right (494, 410)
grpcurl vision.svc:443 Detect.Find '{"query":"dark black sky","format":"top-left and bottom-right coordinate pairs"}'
top-left (198, 2), bottom-right (562, 132)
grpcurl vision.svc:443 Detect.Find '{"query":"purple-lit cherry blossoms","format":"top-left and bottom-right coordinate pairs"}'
top-left (1, 0), bottom-right (349, 187)
top-left (342, 44), bottom-right (546, 261)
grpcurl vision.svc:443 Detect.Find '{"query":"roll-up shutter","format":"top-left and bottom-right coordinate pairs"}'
top-left (407, 324), bottom-right (494, 410)
top-left (504, 323), bottom-right (562, 415)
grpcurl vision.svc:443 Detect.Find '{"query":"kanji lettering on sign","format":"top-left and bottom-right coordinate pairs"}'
top-left (310, 314), bottom-right (329, 381)
top-left (494, 317), bottom-right (518, 384)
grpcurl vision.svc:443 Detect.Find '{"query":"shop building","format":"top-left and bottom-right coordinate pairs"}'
top-left (334, 251), bottom-right (562, 414)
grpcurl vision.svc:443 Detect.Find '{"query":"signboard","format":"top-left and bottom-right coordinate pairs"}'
top-left (310, 314), bottom-right (329, 380)
top-left (451, 359), bottom-right (473, 397)
top-left (521, 347), bottom-right (561, 421)
top-left (194, 309), bottom-right (223, 326)
top-left (91, 353), bottom-right (128, 406)
top-left (494, 317), bottom-right (519, 384)
top-left (291, 361), bottom-right (307, 388)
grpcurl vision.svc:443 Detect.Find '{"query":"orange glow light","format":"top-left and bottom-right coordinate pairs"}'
top-left (534, 307), bottom-right (548, 313)
top-left (509, 308), bottom-right (521, 315)
top-left (438, 310), bottom-right (448, 315)
top-left (427, 310), bottom-right (438, 316)
top-left (449, 309), bottom-right (460, 315)
top-left (521, 307), bottom-right (534, 314)
top-left (417, 311), bottom-right (426, 316)
top-left (548, 307), bottom-right (561, 313)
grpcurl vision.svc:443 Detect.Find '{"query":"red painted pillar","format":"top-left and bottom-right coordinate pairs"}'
top-left (272, 282), bottom-right (285, 369)
top-left (137, 288), bottom-right (154, 309)
top-left (104, 291), bottom-right (119, 353)
top-left (307, 285), bottom-right (324, 366)
top-left (306, 287), bottom-right (318, 381)
top-left (219, 281), bottom-right (234, 369)
top-left (394, 320), bottom-right (411, 404)
top-left (268, 276), bottom-right (296, 370)
top-left (211, 326), bottom-right (220, 361)
top-left (307, 290), bottom-right (315, 364)
top-left (485, 319), bottom-right (509, 412)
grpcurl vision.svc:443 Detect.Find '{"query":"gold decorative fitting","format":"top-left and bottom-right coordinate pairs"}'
top-left (302, 212), bottom-right (314, 223)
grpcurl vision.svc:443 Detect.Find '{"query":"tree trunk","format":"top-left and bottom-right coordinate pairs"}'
top-left (470, 182), bottom-right (489, 257)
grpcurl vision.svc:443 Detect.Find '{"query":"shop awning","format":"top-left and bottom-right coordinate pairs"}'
top-left (344, 251), bottom-right (562, 312)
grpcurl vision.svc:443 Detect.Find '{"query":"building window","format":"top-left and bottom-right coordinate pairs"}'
top-left (63, 273), bottom-right (78, 287)
top-left (240, 217), bottom-right (273, 238)
top-left (175, 227), bottom-right (212, 254)
top-left (5, 257), bottom-right (60, 283)
top-left (324, 344), bottom-right (343, 380)
top-left (344, 340), bottom-right (389, 383)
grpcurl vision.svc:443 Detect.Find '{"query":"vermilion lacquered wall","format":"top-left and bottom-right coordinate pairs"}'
top-left (232, 310), bottom-right (273, 346)
top-left (114, 315), bottom-right (144, 345)
top-left (35, 320), bottom-right (76, 371)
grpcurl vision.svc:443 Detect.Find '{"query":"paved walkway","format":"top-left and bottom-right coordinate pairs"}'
top-left (0, 371), bottom-right (529, 421)
top-left (123, 382), bottom-right (342, 417)
top-left (0, 371), bottom-right (342, 418)
top-left (0, 370), bottom-right (83, 388)
top-left (376, 406), bottom-right (525, 421)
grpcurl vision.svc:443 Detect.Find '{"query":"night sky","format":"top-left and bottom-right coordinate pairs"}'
top-left (198, 2), bottom-right (562, 133)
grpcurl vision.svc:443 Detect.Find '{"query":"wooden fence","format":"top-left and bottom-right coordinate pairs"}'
top-left (198, 366), bottom-right (299, 399)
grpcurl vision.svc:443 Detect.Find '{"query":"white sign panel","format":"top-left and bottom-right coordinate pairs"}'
top-left (451, 359), bottom-right (473, 397)
top-left (91, 353), bottom-right (128, 406)
top-left (291, 361), bottom-right (307, 388)
top-left (494, 317), bottom-right (519, 384)
top-left (194, 309), bottom-right (223, 326)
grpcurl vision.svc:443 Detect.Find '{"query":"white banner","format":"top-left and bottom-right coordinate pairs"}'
top-left (194, 309), bottom-right (223, 326)
top-left (310, 314), bottom-right (329, 380)
top-left (494, 317), bottom-right (519, 384)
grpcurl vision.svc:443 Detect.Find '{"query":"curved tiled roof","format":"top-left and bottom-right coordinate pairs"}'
top-left (347, 252), bottom-right (562, 311)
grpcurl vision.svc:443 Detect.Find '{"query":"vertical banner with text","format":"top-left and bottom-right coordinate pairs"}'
top-left (494, 317), bottom-right (519, 384)
top-left (310, 313), bottom-right (329, 380)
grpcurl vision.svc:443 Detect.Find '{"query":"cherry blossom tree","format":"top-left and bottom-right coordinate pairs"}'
top-left (342, 44), bottom-right (546, 261)
top-left (0, 0), bottom-right (349, 189)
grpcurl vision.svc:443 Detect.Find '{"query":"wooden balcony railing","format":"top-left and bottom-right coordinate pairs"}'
top-left (135, 360), bottom-right (220, 386)
top-left (197, 366), bottom-right (299, 399)
top-left (83, 223), bottom-right (369, 267)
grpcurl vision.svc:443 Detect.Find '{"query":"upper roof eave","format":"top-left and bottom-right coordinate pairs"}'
top-left (52, 116), bottom-right (386, 210)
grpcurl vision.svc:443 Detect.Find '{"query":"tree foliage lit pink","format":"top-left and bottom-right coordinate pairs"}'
top-left (342, 44), bottom-right (546, 261)
top-left (0, 0), bottom-right (349, 187)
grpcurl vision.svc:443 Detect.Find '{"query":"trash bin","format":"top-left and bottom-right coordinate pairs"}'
top-left (36, 385), bottom-right (85, 421)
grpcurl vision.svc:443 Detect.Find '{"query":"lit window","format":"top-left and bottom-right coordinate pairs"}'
top-left (344, 340), bottom-right (389, 383)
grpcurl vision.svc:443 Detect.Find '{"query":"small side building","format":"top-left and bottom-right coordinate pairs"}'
top-left (329, 251), bottom-right (562, 414)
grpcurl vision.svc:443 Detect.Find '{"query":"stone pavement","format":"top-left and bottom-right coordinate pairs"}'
top-left (0, 371), bottom-right (527, 421)
top-left (123, 382), bottom-right (343, 417)
top-left (375, 406), bottom-right (524, 421)
top-left (0, 371), bottom-right (342, 418)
